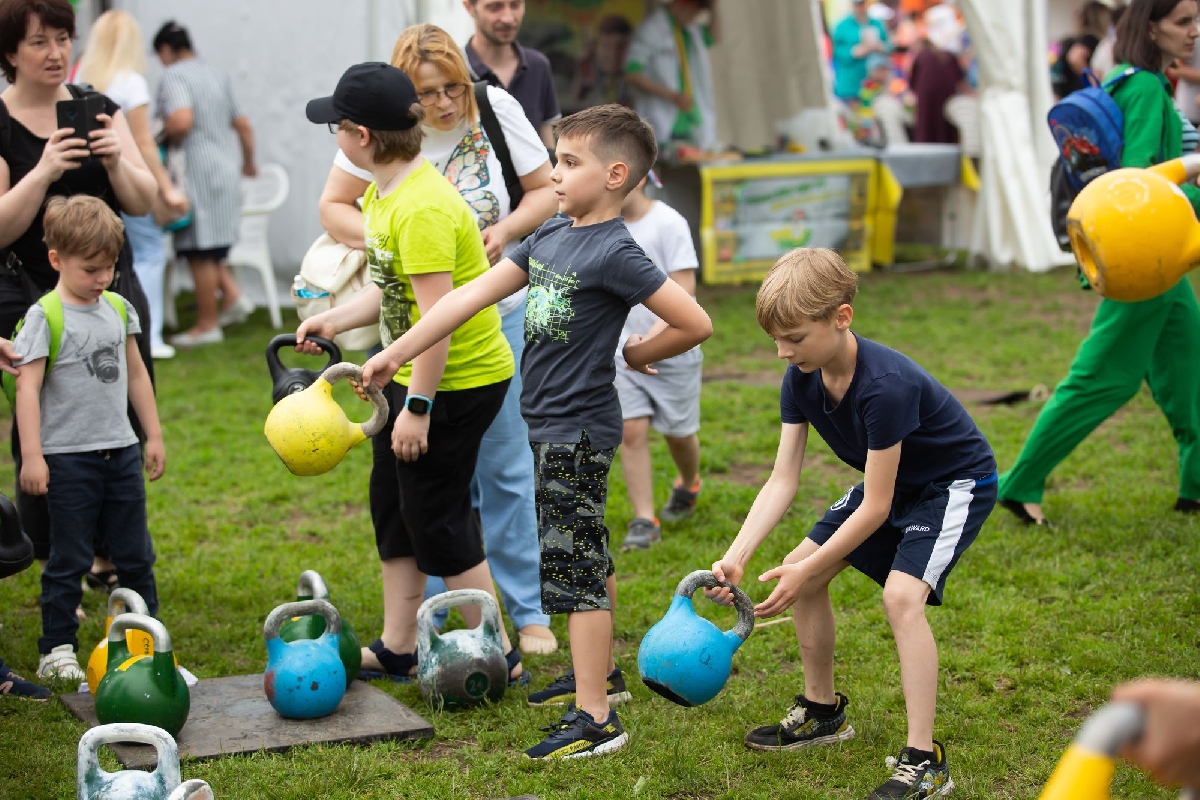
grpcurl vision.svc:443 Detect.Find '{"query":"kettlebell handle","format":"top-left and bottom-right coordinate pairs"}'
top-left (108, 613), bottom-right (171, 653)
top-left (1150, 153), bottom-right (1200, 185)
top-left (168, 779), bottom-right (215, 800)
top-left (296, 569), bottom-right (330, 599)
top-left (320, 362), bottom-right (388, 438)
top-left (77, 722), bottom-right (181, 791)
top-left (1071, 701), bottom-right (1143, 755)
top-left (264, 599), bottom-right (341, 640)
top-left (674, 569), bottom-right (756, 642)
top-left (418, 589), bottom-right (503, 633)
top-left (266, 334), bottom-right (342, 372)
top-left (106, 587), bottom-right (149, 619)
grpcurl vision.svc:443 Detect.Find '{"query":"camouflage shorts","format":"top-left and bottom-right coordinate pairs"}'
top-left (531, 432), bottom-right (616, 614)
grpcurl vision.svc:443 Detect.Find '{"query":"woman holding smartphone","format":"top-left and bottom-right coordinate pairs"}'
top-left (0, 0), bottom-right (157, 571)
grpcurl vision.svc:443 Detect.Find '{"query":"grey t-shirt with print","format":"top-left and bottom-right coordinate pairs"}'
top-left (13, 296), bottom-right (142, 455)
top-left (508, 216), bottom-right (666, 449)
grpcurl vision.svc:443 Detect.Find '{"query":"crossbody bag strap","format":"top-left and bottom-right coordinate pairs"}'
top-left (474, 81), bottom-right (525, 209)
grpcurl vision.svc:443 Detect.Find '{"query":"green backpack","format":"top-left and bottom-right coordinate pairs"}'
top-left (2, 290), bottom-right (127, 409)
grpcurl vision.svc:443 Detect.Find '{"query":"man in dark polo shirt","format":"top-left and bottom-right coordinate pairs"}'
top-left (464, 0), bottom-right (562, 148)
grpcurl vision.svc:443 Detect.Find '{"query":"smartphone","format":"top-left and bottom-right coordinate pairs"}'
top-left (55, 94), bottom-right (106, 162)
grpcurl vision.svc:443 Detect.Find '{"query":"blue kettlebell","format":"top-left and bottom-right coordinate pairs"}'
top-left (263, 599), bottom-right (346, 719)
top-left (637, 570), bottom-right (756, 707)
top-left (77, 722), bottom-right (180, 800)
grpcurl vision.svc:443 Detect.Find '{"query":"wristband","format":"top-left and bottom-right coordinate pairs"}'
top-left (404, 393), bottom-right (433, 415)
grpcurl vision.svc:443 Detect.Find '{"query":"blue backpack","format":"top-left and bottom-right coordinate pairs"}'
top-left (1046, 67), bottom-right (1143, 254)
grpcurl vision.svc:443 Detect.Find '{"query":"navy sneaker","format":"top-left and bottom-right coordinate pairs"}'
top-left (868, 742), bottom-right (954, 799)
top-left (744, 691), bottom-right (855, 750)
top-left (660, 478), bottom-right (700, 522)
top-left (527, 667), bottom-right (632, 707)
top-left (0, 666), bottom-right (52, 701)
top-left (524, 705), bottom-right (628, 759)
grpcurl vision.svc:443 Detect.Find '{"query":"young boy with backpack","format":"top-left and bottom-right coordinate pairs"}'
top-left (10, 195), bottom-right (165, 682)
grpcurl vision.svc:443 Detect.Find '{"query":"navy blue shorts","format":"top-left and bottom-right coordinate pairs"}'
top-left (807, 473), bottom-right (997, 606)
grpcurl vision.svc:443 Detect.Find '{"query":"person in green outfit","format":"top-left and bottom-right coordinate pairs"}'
top-left (999, 0), bottom-right (1200, 526)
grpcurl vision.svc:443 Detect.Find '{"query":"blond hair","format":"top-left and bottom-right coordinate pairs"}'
top-left (76, 10), bottom-right (146, 95)
top-left (390, 24), bottom-right (479, 124)
top-left (756, 248), bottom-right (858, 332)
top-left (42, 196), bottom-right (125, 263)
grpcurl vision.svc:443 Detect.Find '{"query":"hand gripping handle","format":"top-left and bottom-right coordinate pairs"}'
top-left (320, 362), bottom-right (388, 437)
top-left (675, 569), bottom-right (756, 642)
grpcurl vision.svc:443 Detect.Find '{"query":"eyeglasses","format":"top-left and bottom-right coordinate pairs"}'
top-left (327, 121), bottom-right (343, 134)
top-left (416, 83), bottom-right (467, 107)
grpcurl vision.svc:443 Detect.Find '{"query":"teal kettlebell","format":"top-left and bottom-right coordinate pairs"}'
top-left (279, 570), bottom-right (360, 688)
top-left (77, 722), bottom-right (180, 800)
top-left (416, 589), bottom-right (507, 710)
top-left (637, 570), bottom-right (756, 707)
top-left (264, 599), bottom-right (346, 719)
top-left (95, 614), bottom-right (190, 736)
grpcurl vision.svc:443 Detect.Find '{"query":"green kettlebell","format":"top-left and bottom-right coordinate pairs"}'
top-left (279, 570), bottom-right (360, 687)
top-left (95, 613), bottom-right (190, 737)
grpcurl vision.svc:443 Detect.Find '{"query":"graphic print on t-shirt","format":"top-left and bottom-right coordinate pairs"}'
top-left (365, 214), bottom-right (412, 346)
top-left (69, 333), bottom-right (123, 384)
top-left (525, 257), bottom-right (578, 344)
top-left (444, 127), bottom-right (499, 229)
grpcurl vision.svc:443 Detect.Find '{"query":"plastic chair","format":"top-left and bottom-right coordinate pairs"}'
top-left (227, 163), bottom-right (288, 328)
top-left (163, 164), bottom-right (289, 330)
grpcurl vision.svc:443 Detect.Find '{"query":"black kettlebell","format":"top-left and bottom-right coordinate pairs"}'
top-left (266, 334), bottom-right (342, 405)
top-left (0, 494), bottom-right (33, 579)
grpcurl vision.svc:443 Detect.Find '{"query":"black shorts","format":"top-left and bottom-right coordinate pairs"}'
top-left (369, 379), bottom-right (509, 576)
top-left (807, 473), bottom-right (997, 606)
top-left (175, 246), bottom-right (231, 263)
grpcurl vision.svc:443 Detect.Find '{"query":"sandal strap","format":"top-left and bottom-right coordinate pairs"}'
top-left (505, 647), bottom-right (522, 671)
top-left (367, 638), bottom-right (417, 677)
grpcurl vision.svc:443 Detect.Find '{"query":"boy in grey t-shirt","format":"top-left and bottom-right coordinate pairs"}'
top-left (354, 105), bottom-right (713, 759)
top-left (12, 197), bottom-right (166, 683)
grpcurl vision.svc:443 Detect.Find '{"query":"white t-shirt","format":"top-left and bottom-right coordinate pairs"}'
top-left (101, 70), bottom-right (150, 115)
top-left (333, 85), bottom-right (548, 316)
top-left (619, 200), bottom-right (701, 365)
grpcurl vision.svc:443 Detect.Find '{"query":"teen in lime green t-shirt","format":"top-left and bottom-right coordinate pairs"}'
top-left (362, 160), bottom-right (512, 390)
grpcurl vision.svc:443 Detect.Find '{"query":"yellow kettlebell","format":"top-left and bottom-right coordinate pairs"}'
top-left (1067, 154), bottom-right (1200, 302)
top-left (86, 588), bottom-right (155, 695)
top-left (263, 362), bottom-right (388, 476)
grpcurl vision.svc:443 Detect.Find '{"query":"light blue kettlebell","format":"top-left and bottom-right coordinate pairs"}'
top-left (77, 722), bottom-right (180, 800)
top-left (637, 570), bottom-right (756, 707)
top-left (416, 589), bottom-right (508, 710)
top-left (263, 599), bottom-right (346, 720)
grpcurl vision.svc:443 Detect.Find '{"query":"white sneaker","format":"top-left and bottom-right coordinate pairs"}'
top-left (37, 644), bottom-right (86, 682)
top-left (151, 343), bottom-right (177, 360)
top-left (168, 327), bottom-right (224, 348)
top-left (217, 295), bottom-right (255, 327)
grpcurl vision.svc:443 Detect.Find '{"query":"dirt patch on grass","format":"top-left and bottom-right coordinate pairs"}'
top-left (402, 737), bottom-right (475, 761)
top-left (702, 365), bottom-right (779, 386)
top-left (1066, 703), bottom-right (1094, 720)
top-left (719, 461), bottom-right (772, 486)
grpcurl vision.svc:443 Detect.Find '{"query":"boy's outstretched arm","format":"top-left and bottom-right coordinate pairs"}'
top-left (622, 279), bottom-right (712, 372)
top-left (361, 259), bottom-right (529, 389)
top-left (14, 358), bottom-right (47, 495)
top-left (708, 422), bottom-right (809, 604)
top-left (126, 337), bottom-right (165, 481)
top-left (755, 442), bottom-right (900, 617)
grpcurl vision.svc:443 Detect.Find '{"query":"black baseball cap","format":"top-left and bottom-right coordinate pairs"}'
top-left (306, 62), bottom-right (420, 131)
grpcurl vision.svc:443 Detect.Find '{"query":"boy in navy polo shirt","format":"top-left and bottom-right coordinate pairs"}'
top-left (710, 248), bottom-right (995, 799)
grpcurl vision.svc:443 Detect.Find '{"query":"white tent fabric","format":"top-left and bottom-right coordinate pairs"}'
top-left (955, 0), bottom-right (1074, 272)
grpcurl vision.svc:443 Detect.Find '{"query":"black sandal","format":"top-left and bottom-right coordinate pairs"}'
top-left (1175, 498), bottom-right (1200, 513)
top-left (999, 499), bottom-right (1051, 527)
top-left (356, 639), bottom-right (417, 682)
top-left (85, 568), bottom-right (120, 593)
top-left (507, 647), bottom-right (530, 688)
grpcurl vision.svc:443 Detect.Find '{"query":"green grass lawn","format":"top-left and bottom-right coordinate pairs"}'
top-left (1, 268), bottom-right (1196, 799)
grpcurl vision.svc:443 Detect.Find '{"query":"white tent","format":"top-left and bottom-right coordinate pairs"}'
top-left (111, 0), bottom-right (1068, 279)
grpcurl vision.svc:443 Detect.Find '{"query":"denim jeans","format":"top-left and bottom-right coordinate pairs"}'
top-left (39, 444), bottom-right (158, 654)
top-left (425, 305), bottom-right (549, 631)
top-left (122, 213), bottom-right (167, 351)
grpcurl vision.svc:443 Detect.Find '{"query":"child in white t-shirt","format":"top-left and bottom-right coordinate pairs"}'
top-left (615, 172), bottom-right (705, 550)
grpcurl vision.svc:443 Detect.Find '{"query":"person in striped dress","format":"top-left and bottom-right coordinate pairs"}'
top-left (152, 21), bottom-right (256, 347)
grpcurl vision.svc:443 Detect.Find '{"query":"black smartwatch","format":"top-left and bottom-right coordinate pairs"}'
top-left (404, 393), bottom-right (433, 415)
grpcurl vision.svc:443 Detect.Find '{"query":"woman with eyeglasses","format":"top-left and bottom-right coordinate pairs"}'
top-left (316, 24), bottom-right (559, 676)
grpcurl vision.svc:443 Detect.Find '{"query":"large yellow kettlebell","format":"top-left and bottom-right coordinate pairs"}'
top-left (264, 362), bottom-right (388, 476)
top-left (1067, 154), bottom-right (1200, 302)
top-left (86, 588), bottom-right (155, 695)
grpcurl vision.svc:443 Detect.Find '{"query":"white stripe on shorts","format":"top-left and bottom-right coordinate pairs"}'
top-left (922, 478), bottom-right (976, 589)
